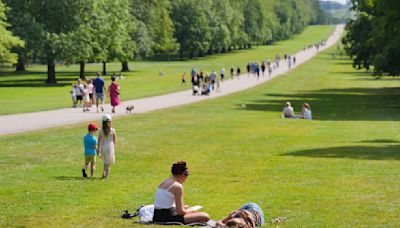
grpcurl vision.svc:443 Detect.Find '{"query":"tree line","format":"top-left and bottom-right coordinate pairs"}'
top-left (343, 0), bottom-right (400, 76)
top-left (0, 0), bottom-right (326, 84)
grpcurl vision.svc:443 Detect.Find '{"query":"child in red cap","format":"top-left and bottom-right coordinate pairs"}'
top-left (82, 123), bottom-right (98, 178)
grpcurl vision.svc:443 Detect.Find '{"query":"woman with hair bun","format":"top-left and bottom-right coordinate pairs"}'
top-left (153, 161), bottom-right (210, 224)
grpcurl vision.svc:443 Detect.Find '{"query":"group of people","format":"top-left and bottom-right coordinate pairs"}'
top-left (82, 114), bottom-right (117, 179)
top-left (185, 53), bottom-right (299, 96)
top-left (71, 72), bottom-right (121, 113)
top-left (153, 161), bottom-right (265, 227)
top-left (186, 68), bottom-right (222, 96)
top-left (303, 39), bottom-right (327, 52)
top-left (282, 102), bottom-right (312, 120)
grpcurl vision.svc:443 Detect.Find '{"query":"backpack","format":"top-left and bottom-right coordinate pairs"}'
top-left (121, 204), bottom-right (154, 223)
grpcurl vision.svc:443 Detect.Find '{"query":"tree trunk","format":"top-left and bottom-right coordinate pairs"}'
top-left (79, 61), bottom-right (85, 79)
top-left (180, 49), bottom-right (184, 60)
top-left (46, 58), bottom-right (57, 84)
top-left (121, 62), bottom-right (130, 72)
top-left (102, 61), bottom-right (107, 75)
top-left (16, 56), bottom-right (26, 71)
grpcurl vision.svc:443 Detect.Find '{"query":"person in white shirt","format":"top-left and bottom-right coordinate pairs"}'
top-left (220, 68), bottom-right (225, 81)
top-left (153, 161), bottom-right (209, 224)
top-left (282, 102), bottom-right (295, 118)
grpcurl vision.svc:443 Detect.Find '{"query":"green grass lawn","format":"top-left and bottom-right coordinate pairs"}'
top-left (0, 25), bottom-right (334, 115)
top-left (1, 43), bottom-right (400, 227)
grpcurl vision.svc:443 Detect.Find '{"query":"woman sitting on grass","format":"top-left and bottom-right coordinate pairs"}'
top-left (300, 103), bottom-right (312, 120)
top-left (153, 161), bottom-right (209, 224)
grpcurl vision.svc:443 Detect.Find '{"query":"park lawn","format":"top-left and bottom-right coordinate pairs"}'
top-left (2, 45), bottom-right (400, 227)
top-left (0, 25), bottom-right (334, 115)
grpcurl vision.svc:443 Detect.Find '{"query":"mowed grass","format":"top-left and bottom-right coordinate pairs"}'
top-left (2, 45), bottom-right (400, 227)
top-left (0, 25), bottom-right (334, 115)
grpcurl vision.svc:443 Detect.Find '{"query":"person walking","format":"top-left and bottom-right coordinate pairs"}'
top-left (98, 114), bottom-right (116, 179)
top-left (236, 67), bottom-right (241, 79)
top-left (82, 123), bottom-right (98, 178)
top-left (109, 76), bottom-right (121, 113)
top-left (93, 72), bottom-right (106, 112)
top-left (181, 72), bottom-right (187, 86)
top-left (220, 67), bottom-right (225, 81)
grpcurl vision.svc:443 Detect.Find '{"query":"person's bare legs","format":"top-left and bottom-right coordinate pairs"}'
top-left (184, 212), bottom-right (209, 224)
top-left (102, 163), bottom-right (110, 179)
top-left (90, 161), bottom-right (95, 177)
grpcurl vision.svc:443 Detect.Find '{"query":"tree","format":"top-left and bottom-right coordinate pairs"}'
top-left (171, 0), bottom-right (212, 59)
top-left (0, 0), bottom-right (24, 64)
top-left (3, 0), bottom-right (37, 71)
top-left (343, 0), bottom-right (400, 76)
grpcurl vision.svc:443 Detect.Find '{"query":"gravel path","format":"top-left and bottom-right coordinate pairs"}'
top-left (0, 25), bottom-right (344, 135)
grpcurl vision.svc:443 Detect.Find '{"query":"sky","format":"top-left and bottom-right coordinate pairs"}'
top-left (320, 0), bottom-right (348, 5)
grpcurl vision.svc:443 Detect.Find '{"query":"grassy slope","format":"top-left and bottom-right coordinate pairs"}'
top-left (0, 25), bottom-right (333, 115)
top-left (1, 46), bottom-right (400, 226)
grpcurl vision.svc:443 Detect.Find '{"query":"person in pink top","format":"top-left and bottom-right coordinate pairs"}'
top-left (109, 76), bottom-right (121, 113)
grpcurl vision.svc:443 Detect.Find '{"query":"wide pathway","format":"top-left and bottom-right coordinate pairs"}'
top-left (0, 25), bottom-right (344, 135)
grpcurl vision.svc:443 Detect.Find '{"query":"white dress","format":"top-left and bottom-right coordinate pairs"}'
top-left (99, 128), bottom-right (115, 164)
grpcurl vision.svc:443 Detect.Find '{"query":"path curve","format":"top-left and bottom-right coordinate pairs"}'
top-left (0, 25), bottom-right (344, 135)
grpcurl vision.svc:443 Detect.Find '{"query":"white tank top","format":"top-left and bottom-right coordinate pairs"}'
top-left (154, 184), bottom-right (176, 209)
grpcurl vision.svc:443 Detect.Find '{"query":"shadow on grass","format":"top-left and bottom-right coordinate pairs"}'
top-left (54, 176), bottom-right (90, 181)
top-left (238, 87), bottom-right (400, 121)
top-left (362, 139), bottom-right (400, 144)
top-left (0, 78), bottom-right (73, 87)
top-left (282, 144), bottom-right (400, 160)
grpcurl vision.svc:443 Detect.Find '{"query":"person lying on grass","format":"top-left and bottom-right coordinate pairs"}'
top-left (153, 161), bottom-right (209, 224)
top-left (216, 203), bottom-right (265, 228)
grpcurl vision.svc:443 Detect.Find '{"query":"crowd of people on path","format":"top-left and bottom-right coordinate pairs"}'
top-left (185, 53), bottom-right (299, 96)
top-left (303, 39), bottom-right (327, 52)
top-left (71, 72), bottom-right (121, 113)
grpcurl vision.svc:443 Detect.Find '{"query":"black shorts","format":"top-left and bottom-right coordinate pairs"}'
top-left (76, 95), bottom-right (83, 101)
top-left (153, 208), bottom-right (185, 224)
top-left (89, 93), bottom-right (93, 99)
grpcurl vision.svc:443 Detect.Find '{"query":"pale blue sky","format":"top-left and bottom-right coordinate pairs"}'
top-left (320, 0), bottom-right (348, 5)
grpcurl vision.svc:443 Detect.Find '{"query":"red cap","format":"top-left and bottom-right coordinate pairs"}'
top-left (88, 123), bottom-right (98, 131)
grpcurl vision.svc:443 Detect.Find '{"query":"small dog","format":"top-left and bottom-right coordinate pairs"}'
top-left (126, 105), bottom-right (134, 113)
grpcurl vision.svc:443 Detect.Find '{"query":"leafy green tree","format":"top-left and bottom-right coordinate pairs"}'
top-left (0, 0), bottom-right (24, 64)
top-left (23, 0), bottom-right (81, 83)
top-left (343, 0), bottom-right (400, 76)
top-left (3, 0), bottom-right (38, 71)
top-left (127, 0), bottom-right (178, 67)
top-left (171, 0), bottom-right (212, 59)
top-left (207, 0), bottom-right (232, 53)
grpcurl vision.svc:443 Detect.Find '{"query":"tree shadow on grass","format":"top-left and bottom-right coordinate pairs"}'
top-left (0, 78), bottom-right (74, 87)
top-left (237, 87), bottom-right (400, 121)
top-left (361, 139), bottom-right (400, 144)
top-left (282, 144), bottom-right (400, 160)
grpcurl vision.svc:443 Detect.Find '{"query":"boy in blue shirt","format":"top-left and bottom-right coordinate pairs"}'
top-left (82, 123), bottom-right (98, 178)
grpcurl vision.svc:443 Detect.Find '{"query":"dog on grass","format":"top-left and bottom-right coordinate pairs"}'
top-left (126, 105), bottom-right (134, 114)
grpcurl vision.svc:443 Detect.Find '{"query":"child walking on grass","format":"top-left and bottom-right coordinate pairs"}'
top-left (98, 114), bottom-right (117, 179)
top-left (82, 123), bottom-right (98, 178)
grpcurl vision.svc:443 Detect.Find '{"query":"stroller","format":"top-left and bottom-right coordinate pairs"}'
top-left (192, 85), bottom-right (200, 95)
top-left (201, 83), bottom-right (210, 96)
